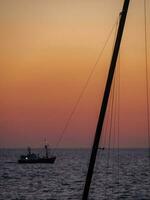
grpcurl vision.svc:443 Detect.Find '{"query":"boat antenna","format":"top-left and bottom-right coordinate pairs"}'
top-left (82, 0), bottom-right (130, 199)
top-left (27, 147), bottom-right (31, 155)
top-left (44, 138), bottom-right (49, 158)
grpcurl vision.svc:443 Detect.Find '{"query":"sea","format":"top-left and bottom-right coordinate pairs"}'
top-left (0, 149), bottom-right (150, 200)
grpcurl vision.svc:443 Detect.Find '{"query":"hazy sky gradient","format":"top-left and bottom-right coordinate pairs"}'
top-left (0, 0), bottom-right (150, 148)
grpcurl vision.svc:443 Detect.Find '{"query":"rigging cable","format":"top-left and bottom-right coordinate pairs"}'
top-left (144, 0), bottom-right (150, 161)
top-left (104, 73), bottom-right (116, 200)
top-left (117, 50), bottom-right (121, 199)
top-left (144, 4), bottom-right (150, 198)
top-left (103, 17), bottom-right (120, 200)
top-left (110, 47), bottom-right (121, 200)
top-left (54, 17), bottom-right (120, 149)
top-left (111, 48), bottom-right (121, 200)
top-left (112, 69), bottom-right (118, 199)
top-left (97, 82), bottom-right (116, 199)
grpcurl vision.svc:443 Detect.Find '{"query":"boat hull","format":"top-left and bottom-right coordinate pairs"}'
top-left (18, 156), bottom-right (56, 164)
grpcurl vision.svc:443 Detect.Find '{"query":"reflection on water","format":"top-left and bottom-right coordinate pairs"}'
top-left (0, 149), bottom-right (150, 200)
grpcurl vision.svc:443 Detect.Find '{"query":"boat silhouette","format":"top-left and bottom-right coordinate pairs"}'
top-left (18, 145), bottom-right (56, 164)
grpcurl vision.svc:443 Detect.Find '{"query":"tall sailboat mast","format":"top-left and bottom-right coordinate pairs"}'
top-left (82, 0), bottom-right (130, 199)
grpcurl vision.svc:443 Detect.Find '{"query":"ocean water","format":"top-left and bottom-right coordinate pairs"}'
top-left (0, 149), bottom-right (150, 200)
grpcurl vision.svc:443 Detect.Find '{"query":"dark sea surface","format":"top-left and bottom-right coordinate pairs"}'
top-left (0, 149), bottom-right (150, 200)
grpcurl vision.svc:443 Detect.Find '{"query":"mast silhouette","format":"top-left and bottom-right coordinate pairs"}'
top-left (82, 0), bottom-right (130, 199)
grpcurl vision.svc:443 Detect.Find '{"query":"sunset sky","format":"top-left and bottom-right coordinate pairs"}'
top-left (0, 0), bottom-right (150, 148)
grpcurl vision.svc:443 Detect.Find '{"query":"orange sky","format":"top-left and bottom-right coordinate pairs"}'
top-left (0, 0), bottom-right (150, 148)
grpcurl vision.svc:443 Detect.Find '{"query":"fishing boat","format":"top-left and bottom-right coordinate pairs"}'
top-left (18, 145), bottom-right (56, 164)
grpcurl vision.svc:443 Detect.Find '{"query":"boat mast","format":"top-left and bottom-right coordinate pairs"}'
top-left (82, 0), bottom-right (130, 199)
top-left (44, 138), bottom-right (49, 158)
top-left (45, 145), bottom-right (48, 158)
